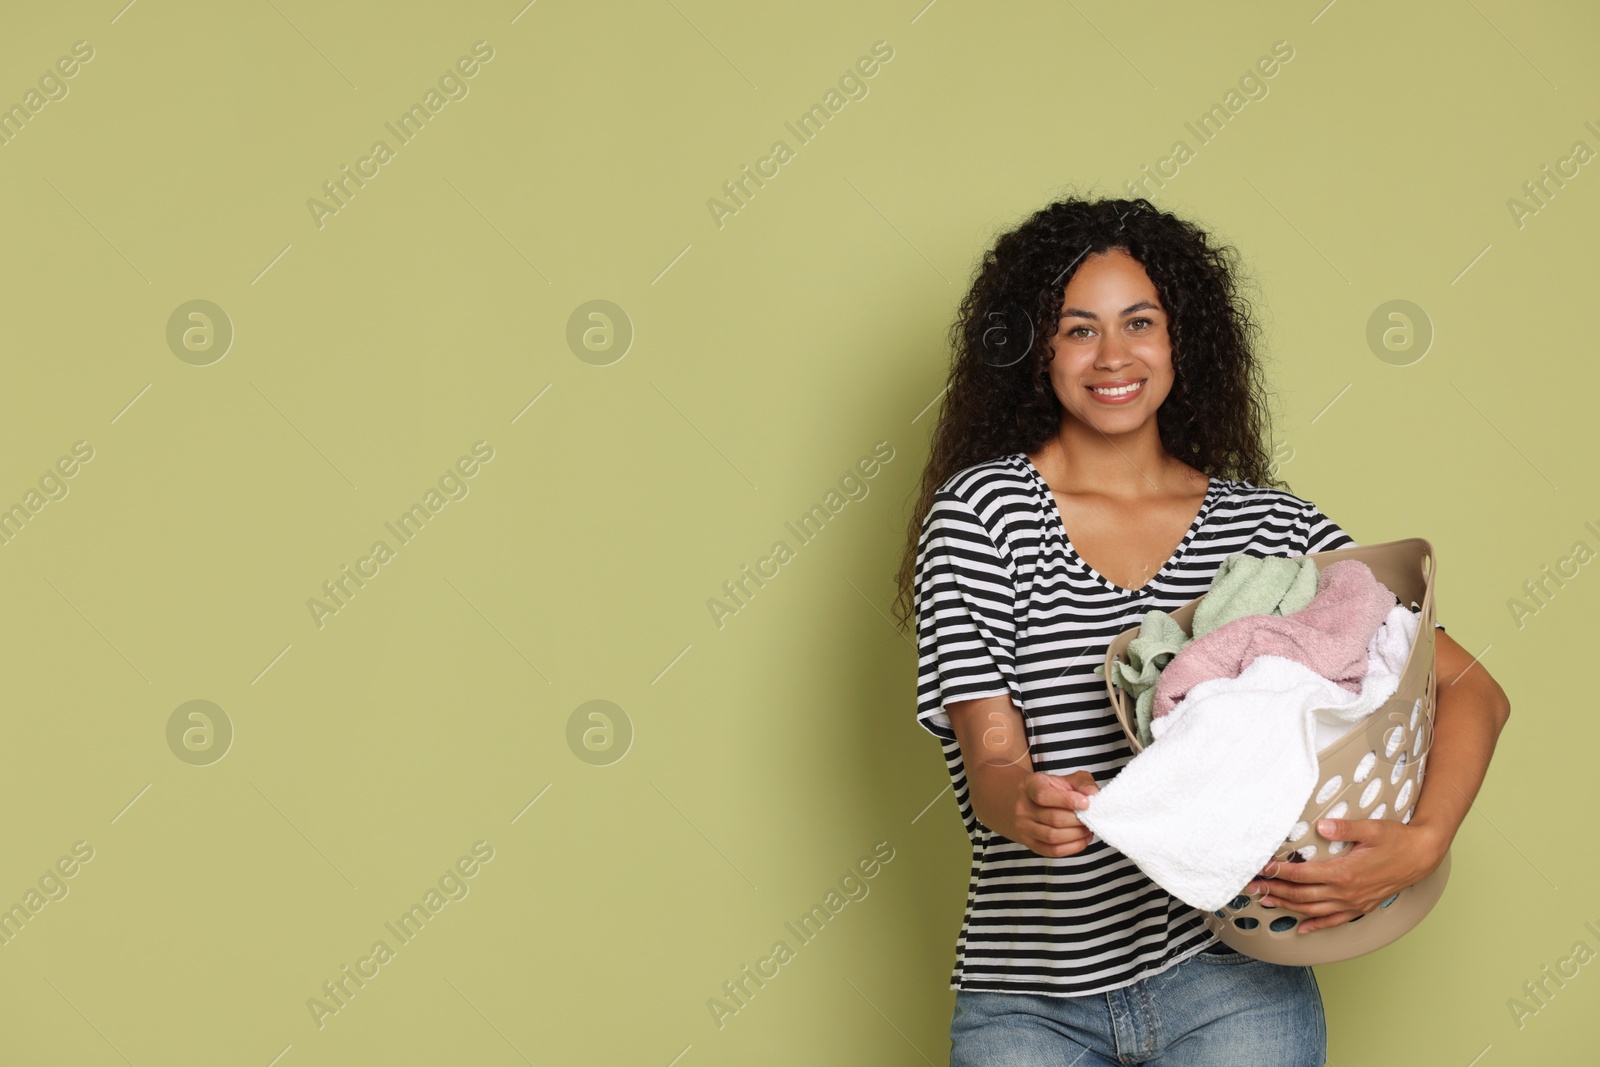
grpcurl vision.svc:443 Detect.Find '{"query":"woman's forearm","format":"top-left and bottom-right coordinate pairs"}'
top-left (947, 694), bottom-right (1035, 840)
top-left (948, 694), bottom-right (1098, 857)
top-left (1407, 639), bottom-right (1511, 865)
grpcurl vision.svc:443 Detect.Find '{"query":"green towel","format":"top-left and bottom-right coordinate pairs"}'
top-left (1101, 610), bottom-right (1188, 748)
top-left (1191, 554), bottom-right (1320, 639)
top-left (1097, 553), bottom-right (1322, 746)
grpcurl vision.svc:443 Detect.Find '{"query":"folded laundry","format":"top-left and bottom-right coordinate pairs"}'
top-left (1079, 603), bottom-right (1420, 912)
top-left (1099, 553), bottom-right (1322, 746)
top-left (1151, 559), bottom-right (1396, 721)
top-left (1161, 602), bottom-right (1420, 752)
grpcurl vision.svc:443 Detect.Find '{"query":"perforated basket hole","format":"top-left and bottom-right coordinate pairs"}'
top-left (1229, 895), bottom-right (1249, 910)
top-left (1327, 839), bottom-right (1348, 855)
top-left (1409, 698), bottom-right (1420, 732)
top-left (1413, 730), bottom-right (1424, 758)
top-left (1234, 916), bottom-right (1259, 930)
top-left (1359, 778), bottom-right (1382, 809)
top-left (1402, 809), bottom-right (1413, 824)
top-left (1385, 726), bottom-right (1404, 758)
top-left (1286, 820), bottom-right (1309, 843)
top-left (1395, 777), bottom-right (1414, 812)
top-left (1390, 750), bottom-right (1409, 785)
top-left (1369, 802), bottom-right (1388, 820)
top-left (1296, 844), bottom-right (1317, 860)
top-left (1323, 801), bottom-right (1349, 822)
top-left (1380, 892), bottom-right (1400, 908)
top-left (1352, 750), bottom-right (1377, 783)
top-left (1316, 775), bottom-right (1344, 804)
top-left (1269, 916), bottom-right (1299, 932)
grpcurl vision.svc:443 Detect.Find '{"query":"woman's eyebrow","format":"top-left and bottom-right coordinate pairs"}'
top-left (1059, 300), bottom-right (1162, 320)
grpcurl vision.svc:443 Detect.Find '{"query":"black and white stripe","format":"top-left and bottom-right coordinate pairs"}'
top-left (913, 451), bottom-right (1443, 997)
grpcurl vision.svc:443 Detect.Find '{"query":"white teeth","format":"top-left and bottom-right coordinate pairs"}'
top-left (1091, 381), bottom-right (1142, 396)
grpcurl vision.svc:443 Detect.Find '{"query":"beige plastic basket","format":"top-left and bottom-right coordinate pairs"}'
top-left (1101, 537), bottom-right (1450, 965)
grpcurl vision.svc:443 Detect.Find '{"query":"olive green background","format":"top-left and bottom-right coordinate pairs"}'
top-left (0, 0), bottom-right (1591, 1063)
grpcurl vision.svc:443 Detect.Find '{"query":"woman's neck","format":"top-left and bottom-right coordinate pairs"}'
top-left (1031, 420), bottom-right (1199, 498)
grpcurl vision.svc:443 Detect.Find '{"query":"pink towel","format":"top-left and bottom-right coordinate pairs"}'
top-left (1151, 559), bottom-right (1397, 720)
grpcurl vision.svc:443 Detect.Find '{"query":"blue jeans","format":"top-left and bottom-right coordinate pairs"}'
top-left (948, 945), bottom-right (1326, 1066)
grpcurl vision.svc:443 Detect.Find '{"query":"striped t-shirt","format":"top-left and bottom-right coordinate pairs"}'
top-left (913, 451), bottom-right (1444, 997)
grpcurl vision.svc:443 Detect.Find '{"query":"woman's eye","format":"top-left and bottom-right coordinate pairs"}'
top-left (1065, 319), bottom-right (1154, 338)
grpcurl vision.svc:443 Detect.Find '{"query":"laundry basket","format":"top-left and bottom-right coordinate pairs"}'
top-left (1101, 537), bottom-right (1450, 966)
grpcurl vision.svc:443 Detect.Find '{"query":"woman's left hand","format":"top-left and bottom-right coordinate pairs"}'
top-left (1242, 817), bottom-right (1447, 933)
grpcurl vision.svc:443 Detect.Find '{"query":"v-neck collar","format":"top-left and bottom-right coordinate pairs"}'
top-left (1016, 452), bottom-right (1223, 596)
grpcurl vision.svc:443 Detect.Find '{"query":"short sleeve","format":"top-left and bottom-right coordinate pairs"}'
top-left (1302, 499), bottom-right (1357, 555)
top-left (913, 491), bottom-right (1023, 741)
top-left (1302, 498), bottom-right (1445, 632)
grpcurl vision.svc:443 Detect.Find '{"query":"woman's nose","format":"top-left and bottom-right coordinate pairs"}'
top-left (1094, 335), bottom-right (1132, 369)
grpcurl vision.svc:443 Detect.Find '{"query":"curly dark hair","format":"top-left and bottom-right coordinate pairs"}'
top-left (892, 193), bottom-right (1287, 632)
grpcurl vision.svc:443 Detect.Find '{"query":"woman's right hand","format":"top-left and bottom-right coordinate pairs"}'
top-left (1011, 770), bottom-right (1099, 858)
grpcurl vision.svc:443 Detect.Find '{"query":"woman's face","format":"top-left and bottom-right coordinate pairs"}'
top-left (1045, 248), bottom-right (1174, 436)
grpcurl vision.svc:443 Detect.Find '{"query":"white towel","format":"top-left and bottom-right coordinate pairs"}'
top-left (1077, 604), bottom-right (1419, 912)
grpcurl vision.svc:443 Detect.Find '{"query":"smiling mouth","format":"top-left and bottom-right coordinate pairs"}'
top-left (1087, 379), bottom-right (1146, 401)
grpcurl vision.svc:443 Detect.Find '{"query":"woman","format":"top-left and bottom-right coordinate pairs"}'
top-left (892, 196), bottom-right (1510, 1065)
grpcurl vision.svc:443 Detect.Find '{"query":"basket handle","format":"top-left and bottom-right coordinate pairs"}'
top-left (1415, 539), bottom-right (1436, 629)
